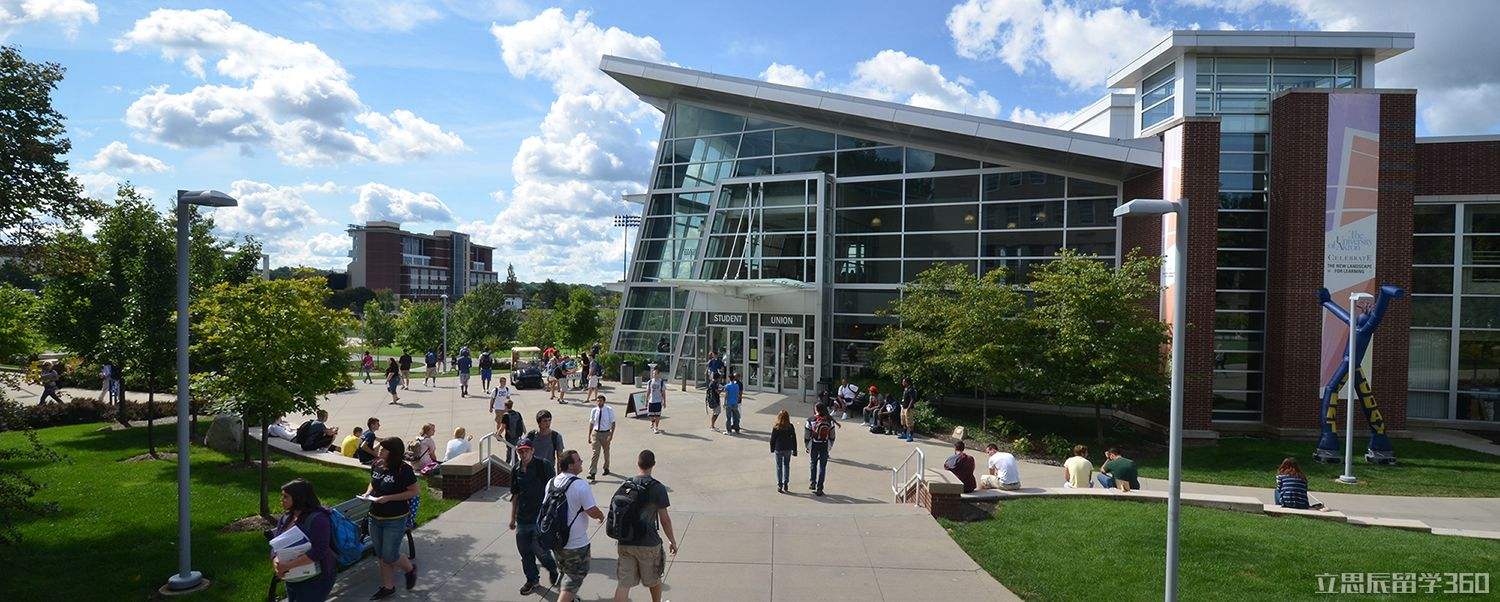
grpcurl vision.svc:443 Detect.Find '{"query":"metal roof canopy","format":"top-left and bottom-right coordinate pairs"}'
top-left (656, 278), bottom-right (813, 300)
top-left (600, 55), bottom-right (1162, 183)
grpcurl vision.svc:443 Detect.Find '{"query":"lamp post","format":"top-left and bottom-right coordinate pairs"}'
top-left (165, 190), bottom-right (238, 594)
top-left (1113, 198), bottom-right (1187, 602)
top-left (613, 214), bottom-right (641, 281)
top-left (1339, 291), bottom-right (1375, 484)
top-left (441, 293), bottom-right (449, 372)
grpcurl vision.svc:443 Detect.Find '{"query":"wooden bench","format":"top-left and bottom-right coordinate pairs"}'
top-left (266, 496), bottom-right (418, 601)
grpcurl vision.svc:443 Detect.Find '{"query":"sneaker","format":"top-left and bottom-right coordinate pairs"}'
top-left (370, 587), bottom-right (396, 600)
top-left (816, 489), bottom-right (825, 497)
top-left (587, 473), bottom-right (596, 482)
top-left (405, 565), bottom-right (418, 590)
top-left (520, 582), bottom-right (538, 596)
top-left (603, 469), bottom-right (611, 476)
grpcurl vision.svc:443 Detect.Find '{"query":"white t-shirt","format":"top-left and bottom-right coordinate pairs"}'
top-left (549, 473), bottom-right (598, 549)
top-left (491, 386), bottom-right (512, 411)
top-left (988, 452), bottom-right (1020, 485)
top-left (647, 378), bottom-right (666, 404)
top-left (1063, 455), bottom-right (1094, 488)
top-left (838, 384), bottom-right (858, 401)
top-left (444, 438), bottom-right (471, 461)
top-left (590, 405), bottom-right (617, 431)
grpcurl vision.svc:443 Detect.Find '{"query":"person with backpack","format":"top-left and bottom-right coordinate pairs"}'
top-left (492, 383), bottom-right (523, 464)
top-left (479, 350), bottom-right (494, 392)
top-left (355, 417), bottom-right (381, 465)
top-left (527, 410), bottom-right (566, 469)
top-left (770, 410), bottom-right (797, 493)
top-left (724, 371), bottom-right (743, 434)
top-left (364, 437), bottom-right (419, 599)
top-left (608, 450), bottom-right (677, 602)
top-left (509, 437), bottom-right (559, 596)
top-left (296, 410), bottom-right (339, 452)
top-left (899, 377), bottom-right (917, 442)
top-left (398, 351), bottom-right (413, 391)
top-left (645, 365), bottom-right (668, 435)
top-left (704, 373), bottom-right (722, 433)
top-left (456, 349), bottom-right (473, 397)
top-left (360, 351), bottom-right (374, 384)
top-left (541, 450), bottom-right (604, 602)
top-left (804, 403), bottom-right (838, 496)
top-left (271, 478), bottom-right (336, 601)
top-left (423, 349), bottom-right (437, 386)
top-left (384, 358), bottom-right (401, 405)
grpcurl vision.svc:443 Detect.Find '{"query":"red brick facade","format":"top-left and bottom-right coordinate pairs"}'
top-left (1415, 139), bottom-right (1500, 196)
top-left (365, 229), bottom-right (403, 293)
top-left (1176, 118), bottom-right (1222, 432)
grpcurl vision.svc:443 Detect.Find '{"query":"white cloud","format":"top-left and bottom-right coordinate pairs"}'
top-left (214, 180), bottom-right (337, 237)
top-left (760, 63), bottom-right (825, 89)
top-left (114, 8), bottom-right (465, 165)
top-left (82, 141), bottom-right (169, 173)
top-left (946, 0), bottom-right (1167, 89)
top-left (72, 172), bottom-right (156, 201)
top-left (845, 50), bottom-right (1002, 117)
top-left (464, 8), bottom-right (666, 282)
top-left (303, 0), bottom-right (442, 32)
top-left (0, 0), bottom-right (97, 39)
top-left (1008, 106), bottom-right (1075, 128)
top-left (351, 182), bottom-right (455, 224)
top-left (266, 231), bottom-right (351, 270)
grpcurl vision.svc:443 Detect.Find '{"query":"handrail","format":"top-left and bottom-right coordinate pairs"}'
top-left (891, 447), bottom-right (924, 503)
top-left (477, 432), bottom-right (515, 491)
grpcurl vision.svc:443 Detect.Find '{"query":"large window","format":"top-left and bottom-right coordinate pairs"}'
top-left (1140, 63), bottom-right (1176, 130)
top-left (1410, 202), bottom-right (1500, 422)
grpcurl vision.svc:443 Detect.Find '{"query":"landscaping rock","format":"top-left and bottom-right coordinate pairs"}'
top-left (204, 414), bottom-right (244, 454)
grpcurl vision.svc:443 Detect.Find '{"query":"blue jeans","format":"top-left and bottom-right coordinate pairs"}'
top-left (774, 450), bottom-right (792, 487)
top-left (515, 523), bottom-right (556, 584)
top-left (726, 405), bottom-right (741, 432)
top-left (809, 445), bottom-right (829, 490)
top-left (1097, 474), bottom-right (1139, 490)
top-left (370, 515), bottom-right (407, 563)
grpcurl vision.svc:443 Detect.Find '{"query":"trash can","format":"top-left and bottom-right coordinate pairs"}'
top-left (620, 361), bottom-right (636, 385)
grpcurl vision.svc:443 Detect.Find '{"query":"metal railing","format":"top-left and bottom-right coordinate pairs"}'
top-left (477, 432), bottom-right (515, 492)
top-left (891, 447), bottom-right (924, 503)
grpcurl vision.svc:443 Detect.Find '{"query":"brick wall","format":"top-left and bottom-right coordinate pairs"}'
top-left (1122, 171), bottom-right (1164, 319)
top-left (1178, 118), bottom-right (1221, 432)
top-left (365, 229), bottom-right (402, 294)
top-left (1415, 139), bottom-right (1500, 195)
top-left (1374, 92), bottom-right (1415, 432)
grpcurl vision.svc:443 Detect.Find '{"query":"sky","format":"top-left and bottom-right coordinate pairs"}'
top-left (5, 0), bottom-right (1499, 284)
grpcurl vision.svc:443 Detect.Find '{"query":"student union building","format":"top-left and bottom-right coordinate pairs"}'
top-left (603, 30), bottom-right (1500, 438)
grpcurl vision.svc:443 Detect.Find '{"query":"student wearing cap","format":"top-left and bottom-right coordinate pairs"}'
top-left (509, 436), bottom-right (559, 595)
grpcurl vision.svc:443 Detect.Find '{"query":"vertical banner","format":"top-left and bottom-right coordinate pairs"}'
top-left (1321, 93), bottom-right (1381, 387)
top-left (1160, 126), bottom-right (1183, 330)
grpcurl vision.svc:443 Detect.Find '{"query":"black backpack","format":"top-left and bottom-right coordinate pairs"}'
top-left (536, 476), bottom-right (582, 552)
top-left (605, 477), bottom-right (653, 542)
top-left (291, 420), bottom-right (314, 444)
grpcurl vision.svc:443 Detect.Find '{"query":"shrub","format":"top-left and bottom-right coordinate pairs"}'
top-left (1040, 433), bottom-right (1072, 459)
top-left (22, 397), bottom-right (210, 429)
top-left (1011, 436), bottom-right (1035, 456)
top-left (910, 402), bottom-right (951, 435)
top-left (986, 415), bottom-right (1025, 442)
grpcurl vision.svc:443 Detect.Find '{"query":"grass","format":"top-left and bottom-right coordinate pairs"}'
top-left (0, 422), bottom-right (456, 601)
top-left (943, 498), bottom-right (1500, 601)
top-left (1136, 436), bottom-right (1500, 497)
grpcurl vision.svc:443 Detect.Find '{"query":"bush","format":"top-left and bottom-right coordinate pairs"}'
top-left (1040, 433), bottom-right (1072, 459)
top-left (22, 397), bottom-right (210, 429)
top-left (1011, 436), bottom-right (1035, 456)
top-left (986, 415), bottom-right (1025, 442)
top-left (910, 402), bottom-right (951, 435)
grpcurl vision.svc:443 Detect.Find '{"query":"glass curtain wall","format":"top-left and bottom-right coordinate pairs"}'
top-left (1196, 55), bottom-right (1358, 422)
top-left (1409, 202), bottom-right (1500, 422)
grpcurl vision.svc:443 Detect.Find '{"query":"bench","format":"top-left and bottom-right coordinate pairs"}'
top-left (266, 496), bottom-right (419, 602)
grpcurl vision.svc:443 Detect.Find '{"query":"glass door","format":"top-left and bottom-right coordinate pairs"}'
top-left (728, 328), bottom-right (747, 382)
top-left (761, 330), bottom-right (779, 391)
top-left (781, 331), bottom-right (801, 391)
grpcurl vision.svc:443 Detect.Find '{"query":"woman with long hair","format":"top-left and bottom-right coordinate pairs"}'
top-left (1273, 457), bottom-right (1310, 509)
top-left (413, 424), bottom-right (439, 473)
top-left (770, 410), bottom-right (797, 493)
top-left (365, 437), bottom-right (419, 599)
top-left (272, 478), bottom-right (336, 601)
top-left (385, 358), bottom-right (401, 405)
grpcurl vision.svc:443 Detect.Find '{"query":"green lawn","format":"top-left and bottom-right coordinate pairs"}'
top-left (943, 498), bottom-right (1500, 601)
top-left (1137, 436), bottom-right (1500, 497)
top-left (0, 423), bottom-right (456, 601)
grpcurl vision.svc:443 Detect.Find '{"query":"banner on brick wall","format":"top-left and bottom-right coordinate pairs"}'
top-left (1321, 93), bottom-right (1381, 387)
top-left (1160, 127), bottom-right (1182, 331)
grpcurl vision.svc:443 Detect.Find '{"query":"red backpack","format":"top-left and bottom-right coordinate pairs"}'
top-left (809, 416), bottom-right (836, 446)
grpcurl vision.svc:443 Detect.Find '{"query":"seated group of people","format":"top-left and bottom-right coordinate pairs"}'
top-left (272, 412), bottom-right (478, 475)
top-left (943, 442), bottom-right (1143, 494)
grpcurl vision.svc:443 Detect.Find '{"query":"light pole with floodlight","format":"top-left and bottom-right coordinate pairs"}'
top-left (1113, 198), bottom-right (1187, 602)
top-left (165, 190), bottom-right (238, 594)
top-left (1339, 291), bottom-right (1374, 484)
top-left (613, 214), bottom-right (641, 281)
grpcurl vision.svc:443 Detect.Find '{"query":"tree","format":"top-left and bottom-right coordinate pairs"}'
top-left (554, 287), bottom-right (600, 351)
top-left (874, 263), bottom-right (1030, 419)
top-left (361, 299), bottom-right (396, 357)
top-left (0, 46), bottom-right (99, 246)
top-left (1024, 250), bottom-right (1169, 443)
top-left (518, 308), bottom-right (556, 348)
top-left (0, 285), bottom-right (41, 364)
top-left (534, 279), bottom-right (568, 309)
top-left (194, 278), bottom-right (351, 518)
top-left (501, 263), bottom-right (521, 294)
top-left (327, 286), bottom-right (374, 314)
top-left (395, 300), bottom-right (444, 356)
top-left (452, 283), bottom-right (518, 352)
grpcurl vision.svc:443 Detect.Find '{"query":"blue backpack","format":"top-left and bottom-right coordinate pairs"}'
top-left (328, 508), bottom-right (364, 568)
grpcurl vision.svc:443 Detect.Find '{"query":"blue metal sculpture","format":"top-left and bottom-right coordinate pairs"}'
top-left (1314, 285), bottom-right (1404, 465)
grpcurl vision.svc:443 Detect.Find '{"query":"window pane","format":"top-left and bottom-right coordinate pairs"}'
top-left (1216, 75), bottom-right (1269, 92)
top-left (1218, 250), bottom-right (1266, 268)
top-left (1273, 75), bottom-right (1336, 91)
top-left (1274, 58), bottom-right (1334, 74)
top-left (982, 230), bottom-right (1063, 257)
top-left (1413, 266), bottom-right (1454, 294)
top-left (907, 176), bottom-right (980, 205)
top-left (775, 153), bottom-right (834, 174)
top-left (1218, 230), bottom-right (1265, 249)
top-left (675, 192), bottom-right (711, 214)
top-left (1412, 295), bottom-right (1452, 327)
top-left (759, 234), bottom-right (808, 257)
top-left (1220, 153), bottom-right (1267, 172)
top-left (1215, 330), bottom-right (1265, 351)
top-left (1216, 292), bottom-right (1264, 311)
top-left (836, 208), bottom-right (901, 234)
top-left (762, 180), bottom-right (806, 207)
top-left (1065, 229), bottom-right (1114, 256)
top-left (836, 147), bottom-right (903, 177)
top-left (905, 148), bottom-right (979, 173)
top-left (835, 260), bottom-right (900, 284)
top-left (1213, 371), bottom-right (1262, 391)
top-left (1219, 211), bottom-right (1267, 229)
top-left (1337, 58), bottom-right (1357, 76)
top-left (1219, 193), bottom-right (1267, 210)
top-left (1215, 57), bottom-right (1269, 74)
top-left (1465, 204), bottom-right (1500, 233)
top-left (1196, 74), bottom-right (1213, 92)
top-left (837, 179), bottom-right (902, 208)
top-left (1413, 236), bottom-right (1454, 264)
top-left (1068, 178), bottom-right (1116, 197)
top-left (981, 258), bottom-right (1047, 284)
top-left (904, 233), bottom-right (977, 257)
top-left (1067, 198), bottom-right (1116, 227)
top-left (1460, 296), bottom-right (1500, 329)
top-left (1463, 236), bottom-right (1500, 265)
top-left (1215, 311), bottom-right (1265, 331)
top-left (1196, 94), bottom-right (1213, 113)
top-left (1458, 330), bottom-right (1500, 390)
top-left (1216, 352), bottom-right (1264, 371)
top-left (744, 117), bottom-right (786, 131)
top-left (905, 204), bottom-right (979, 231)
top-left (1221, 133), bottom-right (1268, 152)
top-left (1220, 114), bottom-right (1269, 133)
top-left (734, 157), bottom-right (773, 178)
top-left (626, 286), bottom-right (672, 308)
top-left (774, 128), bottom-right (835, 154)
top-left (674, 134), bottom-right (739, 163)
top-left (672, 104), bottom-right (743, 137)
top-left (1462, 267), bottom-right (1500, 295)
top-left (984, 172), bottom-right (1065, 200)
top-left (1217, 269), bottom-right (1266, 290)
top-left (836, 134), bottom-right (882, 150)
top-left (982, 200), bottom-right (1063, 229)
top-left (835, 235), bottom-right (901, 259)
top-left (906, 259), bottom-right (977, 280)
top-left (1408, 391), bottom-right (1449, 419)
top-left (1221, 172), bottom-right (1268, 191)
top-left (681, 161), bottom-right (733, 187)
top-left (1456, 392), bottom-right (1500, 422)
top-left (1141, 101), bottom-right (1174, 129)
top-left (647, 194), bottom-right (672, 216)
top-left (1409, 330), bottom-right (1452, 390)
top-left (739, 129), bottom-right (773, 157)
top-left (654, 166), bottom-right (673, 189)
top-left (1413, 204), bottom-right (1455, 233)
top-left (761, 207), bottom-right (805, 232)
top-left (833, 315), bottom-right (895, 340)
top-left (834, 290), bottom-right (899, 314)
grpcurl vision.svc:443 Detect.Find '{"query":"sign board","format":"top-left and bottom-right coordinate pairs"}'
top-left (1320, 93), bottom-right (1381, 386)
top-left (707, 312), bottom-right (748, 326)
top-left (760, 313), bottom-right (804, 328)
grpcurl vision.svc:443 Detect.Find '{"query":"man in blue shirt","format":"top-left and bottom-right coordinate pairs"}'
top-left (705, 351), bottom-right (725, 384)
top-left (424, 349), bottom-right (437, 386)
top-left (456, 348), bottom-right (473, 397)
top-left (723, 372), bottom-right (743, 434)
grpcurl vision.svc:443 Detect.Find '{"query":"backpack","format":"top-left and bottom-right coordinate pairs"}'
top-left (605, 476), bottom-right (653, 542)
top-left (291, 420), bottom-right (314, 445)
top-left (810, 416), bottom-right (836, 445)
top-left (536, 476), bottom-right (583, 552)
top-left (326, 507), bottom-right (363, 568)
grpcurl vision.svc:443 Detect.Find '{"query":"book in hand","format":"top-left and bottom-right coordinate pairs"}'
top-left (356, 493), bottom-right (380, 503)
top-left (269, 526), bottom-right (320, 582)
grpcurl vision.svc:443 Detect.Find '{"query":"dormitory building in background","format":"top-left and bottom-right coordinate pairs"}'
top-left (347, 221), bottom-right (499, 301)
top-left (604, 29), bottom-right (1500, 439)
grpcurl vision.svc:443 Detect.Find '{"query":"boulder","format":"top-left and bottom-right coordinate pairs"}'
top-left (204, 414), bottom-right (244, 454)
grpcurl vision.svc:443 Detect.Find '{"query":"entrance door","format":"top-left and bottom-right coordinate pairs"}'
top-left (706, 326), bottom-right (747, 383)
top-left (780, 331), bottom-right (801, 392)
top-left (761, 330), bottom-right (779, 391)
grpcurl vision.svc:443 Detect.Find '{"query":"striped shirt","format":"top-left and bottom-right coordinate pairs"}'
top-left (1275, 474), bottom-right (1309, 509)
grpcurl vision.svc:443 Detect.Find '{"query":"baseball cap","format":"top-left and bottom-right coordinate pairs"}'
top-left (515, 437), bottom-right (533, 450)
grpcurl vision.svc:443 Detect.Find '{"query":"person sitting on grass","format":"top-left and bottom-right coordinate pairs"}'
top-left (1274, 457), bottom-right (1310, 509)
top-left (1096, 448), bottom-right (1140, 492)
top-left (943, 440), bottom-right (977, 493)
top-left (979, 443), bottom-right (1020, 491)
top-left (1062, 444), bottom-right (1093, 488)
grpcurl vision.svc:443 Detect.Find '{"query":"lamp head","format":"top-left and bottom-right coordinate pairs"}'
top-left (1113, 198), bottom-right (1181, 218)
top-left (176, 189), bottom-right (238, 207)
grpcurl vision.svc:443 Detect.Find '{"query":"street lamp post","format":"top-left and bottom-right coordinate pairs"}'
top-left (441, 293), bottom-right (449, 372)
top-left (1113, 198), bottom-right (1187, 602)
top-left (165, 190), bottom-right (238, 594)
top-left (1339, 292), bottom-right (1375, 484)
top-left (613, 214), bottom-right (641, 281)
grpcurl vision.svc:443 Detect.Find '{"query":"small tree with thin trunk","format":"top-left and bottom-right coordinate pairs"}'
top-left (395, 300), bottom-right (443, 358)
top-left (194, 278), bottom-right (351, 519)
top-left (361, 299), bottom-right (396, 359)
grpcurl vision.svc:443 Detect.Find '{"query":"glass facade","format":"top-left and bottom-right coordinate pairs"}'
top-left (1140, 63), bottom-right (1177, 130)
top-left (1409, 201), bottom-right (1500, 422)
top-left (1196, 55), bottom-right (1358, 422)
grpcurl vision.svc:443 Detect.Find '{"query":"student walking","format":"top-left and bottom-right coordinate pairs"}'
top-left (545, 450), bottom-right (605, 602)
top-left (423, 349), bottom-right (437, 386)
top-left (587, 395), bottom-right (616, 482)
top-left (724, 372), bottom-right (743, 434)
top-left (645, 366), bottom-right (668, 434)
top-left (704, 373), bottom-right (722, 433)
top-left (527, 410), bottom-right (566, 469)
top-left (384, 358), bottom-right (401, 404)
top-left (770, 410), bottom-right (797, 493)
top-left (510, 437), bottom-right (559, 596)
top-left (479, 350), bottom-right (494, 392)
top-left (609, 450), bottom-right (678, 602)
top-left (456, 349), bottom-right (473, 397)
top-left (898, 378), bottom-right (917, 441)
top-left (37, 362), bottom-right (64, 404)
top-left (804, 403), bottom-right (838, 496)
top-left (585, 352), bottom-right (602, 402)
top-left (361, 351), bottom-right (375, 384)
top-left (398, 351), bottom-right (412, 390)
top-left (271, 478), bottom-right (336, 602)
top-left (364, 437), bottom-right (419, 599)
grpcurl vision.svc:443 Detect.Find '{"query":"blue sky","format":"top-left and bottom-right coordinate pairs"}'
top-left (5, 0), bottom-right (1498, 283)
